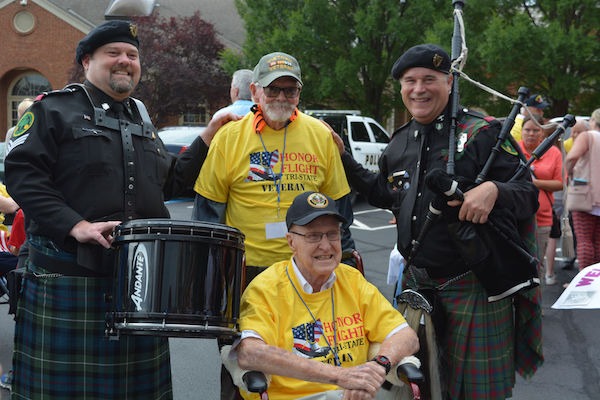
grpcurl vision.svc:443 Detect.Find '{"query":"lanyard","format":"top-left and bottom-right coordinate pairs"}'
top-left (257, 124), bottom-right (288, 217)
top-left (285, 265), bottom-right (340, 367)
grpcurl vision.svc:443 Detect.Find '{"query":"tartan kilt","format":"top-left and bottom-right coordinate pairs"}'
top-left (11, 259), bottom-right (173, 399)
top-left (406, 271), bottom-right (516, 400)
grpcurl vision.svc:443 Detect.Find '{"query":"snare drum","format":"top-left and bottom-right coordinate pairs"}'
top-left (107, 219), bottom-right (244, 339)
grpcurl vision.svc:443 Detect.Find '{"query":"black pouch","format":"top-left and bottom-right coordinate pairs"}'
top-left (7, 269), bottom-right (26, 317)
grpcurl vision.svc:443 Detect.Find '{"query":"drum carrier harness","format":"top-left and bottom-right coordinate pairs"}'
top-left (27, 84), bottom-right (157, 277)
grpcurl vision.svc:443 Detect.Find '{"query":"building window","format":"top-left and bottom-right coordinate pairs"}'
top-left (13, 11), bottom-right (35, 34)
top-left (8, 73), bottom-right (52, 126)
top-left (180, 108), bottom-right (209, 125)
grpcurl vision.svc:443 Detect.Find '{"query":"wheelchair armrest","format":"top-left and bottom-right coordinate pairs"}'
top-left (220, 345), bottom-right (271, 393)
top-left (242, 371), bottom-right (268, 393)
top-left (397, 361), bottom-right (425, 385)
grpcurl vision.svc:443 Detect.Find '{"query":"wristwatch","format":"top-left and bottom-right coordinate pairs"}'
top-left (371, 355), bottom-right (391, 375)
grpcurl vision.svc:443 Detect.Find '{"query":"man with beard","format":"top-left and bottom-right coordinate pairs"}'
top-left (193, 52), bottom-right (355, 399)
top-left (194, 52), bottom-right (354, 282)
top-left (4, 20), bottom-right (235, 398)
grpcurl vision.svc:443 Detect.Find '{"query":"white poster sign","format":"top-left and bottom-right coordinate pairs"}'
top-left (552, 263), bottom-right (600, 309)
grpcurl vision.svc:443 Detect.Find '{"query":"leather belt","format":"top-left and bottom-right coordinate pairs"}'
top-left (28, 241), bottom-right (112, 278)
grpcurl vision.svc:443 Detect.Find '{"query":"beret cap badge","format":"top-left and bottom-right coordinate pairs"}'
top-left (129, 24), bottom-right (138, 38)
top-left (433, 54), bottom-right (443, 68)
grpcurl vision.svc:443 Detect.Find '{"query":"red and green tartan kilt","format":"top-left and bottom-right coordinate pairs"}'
top-left (408, 271), bottom-right (518, 400)
top-left (11, 260), bottom-right (173, 399)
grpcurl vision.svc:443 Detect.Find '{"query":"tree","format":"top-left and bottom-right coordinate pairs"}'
top-left (475, 0), bottom-right (600, 117)
top-left (235, 0), bottom-right (447, 122)
top-left (132, 12), bottom-right (230, 127)
top-left (235, 0), bottom-right (600, 123)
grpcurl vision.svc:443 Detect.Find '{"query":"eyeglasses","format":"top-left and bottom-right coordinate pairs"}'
top-left (262, 85), bottom-right (301, 98)
top-left (288, 230), bottom-right (342, 243)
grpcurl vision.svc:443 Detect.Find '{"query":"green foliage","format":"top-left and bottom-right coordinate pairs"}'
top-left (236, 0), bottom-right (447, 122)
top-left (459, 0), bottom-right (600, 117)
top-left (235, 0), bottom-right (600, 124)
top-left (219, 48), bottom-right (252, 76)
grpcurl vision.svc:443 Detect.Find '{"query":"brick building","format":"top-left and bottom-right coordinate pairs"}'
top-left (0, 0), bottom-right (244, 138)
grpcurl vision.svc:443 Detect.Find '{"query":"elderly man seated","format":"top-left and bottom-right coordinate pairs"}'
top-left (234, 191), bottom-right (419, 399)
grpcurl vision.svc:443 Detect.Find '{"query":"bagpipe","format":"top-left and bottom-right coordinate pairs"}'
top-left (403, 0), bottom-right (576, 301)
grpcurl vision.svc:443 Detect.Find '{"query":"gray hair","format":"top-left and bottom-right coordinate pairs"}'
top-left (591, 108), bottom-right (600, 130)
top-left (18, 98), bottom-right (34, 119)
top-left (231, 69), bottom-right (253, 101)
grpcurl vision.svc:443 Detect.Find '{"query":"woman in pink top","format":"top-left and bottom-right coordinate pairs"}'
top-left (519, 114), bottom-right (563, 286)
top-left (565, 109), bottom-right (600, 270)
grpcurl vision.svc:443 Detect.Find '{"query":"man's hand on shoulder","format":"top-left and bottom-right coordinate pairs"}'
top-left (201, 112), bottom-right (243, 146)
top-left (319, 120), bottom-right (345, 155)
top-left (69, 220), bottom-right (121, 249)
top-left (447, 181), bottom-right (498, 224)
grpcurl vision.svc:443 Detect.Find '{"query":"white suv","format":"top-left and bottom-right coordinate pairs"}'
top-left (304, 110), bottom-right (390, 172)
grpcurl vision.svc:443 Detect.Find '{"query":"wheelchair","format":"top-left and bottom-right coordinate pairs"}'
top-left (223, 249), bottom-right (425, 400)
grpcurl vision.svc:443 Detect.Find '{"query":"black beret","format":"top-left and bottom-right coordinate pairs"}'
top-left (391, 44), bottom-right (451, 80)
top-left (76, 20), bottom-right (140, 65)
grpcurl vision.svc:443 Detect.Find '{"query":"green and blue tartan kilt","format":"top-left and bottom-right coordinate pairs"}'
top-left (11, 259), bottom-right (173, 399)
top-left (407, 270), bottom-right (542, 400)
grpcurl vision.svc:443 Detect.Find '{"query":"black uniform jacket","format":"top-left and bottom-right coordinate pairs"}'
top-left (342, 106), bottom-right (539, 279)
top-left (5, 82), bottom-right (208, 253)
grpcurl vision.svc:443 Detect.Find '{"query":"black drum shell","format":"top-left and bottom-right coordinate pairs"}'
top-left (109, 219), bottom-right (244, 339)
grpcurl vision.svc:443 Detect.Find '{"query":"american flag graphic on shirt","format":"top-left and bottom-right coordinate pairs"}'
top-left (246, 149), bottom-right (280, 182)
top-left (292, 320), bottom-right (330, 359)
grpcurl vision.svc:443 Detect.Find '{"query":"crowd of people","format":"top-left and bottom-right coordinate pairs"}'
top-left (0, 18), bottom-right (599, 400)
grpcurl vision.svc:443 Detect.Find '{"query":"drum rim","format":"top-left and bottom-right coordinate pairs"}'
top-left (114, 219), bottom-right (245, 246)
top-left (115, 219), bottom-right (244, 235)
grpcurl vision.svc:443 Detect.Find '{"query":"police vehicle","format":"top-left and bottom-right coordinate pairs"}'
top-left (304, 110), bottom-right (390, 173)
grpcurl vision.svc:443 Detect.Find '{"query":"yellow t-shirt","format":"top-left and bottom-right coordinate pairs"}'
top-left (0, 184), bottom-right (10, 232)
top-left (564, 137), bottom-right (573, 153)
top-left (194, 111), bottom-right (350, 266)
top-left (510, 114), bottom-right (524, 143)
top-left (239, 259), bottom-right (407, 400)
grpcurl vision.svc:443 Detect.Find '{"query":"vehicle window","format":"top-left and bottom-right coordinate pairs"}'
top-left (323, 117), bottom-right (345, 136)
top-left (351, 122), bottom-right (370, 142)
top-left (370, 123), bottom-right (390, 143)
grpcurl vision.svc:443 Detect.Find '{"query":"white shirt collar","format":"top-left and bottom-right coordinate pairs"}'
top-left (291, 257), bottom-right (337, 294)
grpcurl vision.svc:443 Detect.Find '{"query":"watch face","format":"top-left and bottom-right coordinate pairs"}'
top-left (374, 355), bottom-right (391, 374)
top-left (376, 355), bottom-right (390, 364)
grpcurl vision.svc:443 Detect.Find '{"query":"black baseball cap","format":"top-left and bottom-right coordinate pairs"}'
top-left (525, 94), bottom-right (549, 109)
top-left (286, 192), bottom-right (346, 230)
top-left (392, 44), bottom-right (451, 80)
top-left (76, 20), bottom-right (140, 65)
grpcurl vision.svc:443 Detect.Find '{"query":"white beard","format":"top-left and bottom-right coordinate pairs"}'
top-left (263, 101), bottom-right (295, 122)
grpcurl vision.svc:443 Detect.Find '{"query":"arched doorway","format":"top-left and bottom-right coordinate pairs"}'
top-left (7, 73), bottom-right (52, 127)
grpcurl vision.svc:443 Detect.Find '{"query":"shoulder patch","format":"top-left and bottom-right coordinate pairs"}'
top-left (13, 111), bottom-right (34, 137)
top-left (501, 139), bottom-right (519, 156)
